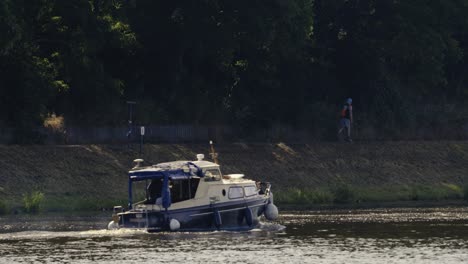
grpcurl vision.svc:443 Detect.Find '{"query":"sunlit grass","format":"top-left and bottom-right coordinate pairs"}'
top-left (4, 184), bottom-right (467, 214)
top-left (43, 113), bottom-right (65, 132)
top-left (23, 191), bottom-right (45, 213)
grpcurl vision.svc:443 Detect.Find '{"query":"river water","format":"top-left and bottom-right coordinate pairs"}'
top-left (1, 207), bottom-right (468, 263)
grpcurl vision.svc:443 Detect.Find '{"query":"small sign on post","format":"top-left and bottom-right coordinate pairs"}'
top-left (126, 101), bottom-right (136, 150)
top-left (139, 126), bottom-right (145, 155)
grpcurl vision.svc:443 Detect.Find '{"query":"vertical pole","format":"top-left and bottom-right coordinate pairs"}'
top-left (145, 179), bottom-right (148, 200)
top-left (210, 140), bottom-right (218, 164)
top-left (126, 101), bottom-right (136, 149)
top-left (140, 126), bottom-right (145, 156)
top-left (128, 104), bottom-right (132, 149)
top-left (128, 178), bottom-right (133, 209)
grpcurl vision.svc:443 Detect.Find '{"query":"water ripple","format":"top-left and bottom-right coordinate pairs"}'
top-left (0, 208), bottom-right (467, 263)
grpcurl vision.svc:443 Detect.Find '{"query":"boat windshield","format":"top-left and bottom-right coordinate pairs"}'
top-left (204, 168), bottom-right (221, 181)
top-left (145, 177), bottom-right (200, 204)
top-left (146, 179), bottom-right (163, 204)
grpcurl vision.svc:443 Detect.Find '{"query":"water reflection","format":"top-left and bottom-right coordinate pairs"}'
top-left (1, 208), bottom-right (468, 263)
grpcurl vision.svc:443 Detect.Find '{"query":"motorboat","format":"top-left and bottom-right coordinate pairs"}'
top-left (108, 150), bottom-right (278, 232)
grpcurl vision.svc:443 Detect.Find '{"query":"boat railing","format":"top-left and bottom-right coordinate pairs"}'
top-left (145, 208), bottom-right (149, 229)
top-left (258, 182), bottom-right (271, 195)
top-left (133, 200), bottom-right (146, 206)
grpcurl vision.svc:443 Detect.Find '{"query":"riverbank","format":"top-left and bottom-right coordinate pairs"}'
top-left (0, 141), bottom-right (468, 213)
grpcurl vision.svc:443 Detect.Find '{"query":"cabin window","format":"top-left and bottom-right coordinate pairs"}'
top-left (228, 186), bottom-right (244, 199)
top-left (204, 169), bottom-right (222, 181)
top-left (244, 186), bottom-right (258, 197)
top-left (170, 178), bottom-right (200, 203)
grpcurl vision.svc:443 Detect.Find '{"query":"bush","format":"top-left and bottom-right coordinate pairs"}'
top-left (0, 200), bottom-right (8, 215)
top-left (332, 184), bottom-right (356, 204)
top-left (464, 184), bottom-right (468, 201)
top-left (305, 190), bottom-right (334, 204)
top-left (274, 188), bottom-right (334, 205)
top-left (275, 184), bottom-right (464, 207)
top-left (23, 191), bottom-right (45, 213)
top-left (407, 184), bottom-right (463, 201)
top-left (274, 188), bottom-right (304, 204)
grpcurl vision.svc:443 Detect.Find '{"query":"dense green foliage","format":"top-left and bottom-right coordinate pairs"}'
top-left (23, 191), bottom-right (45, 213)
top-left (0, 200), bottom-right (8, 215)
top-left (2, 0), bottom-right (468, 141)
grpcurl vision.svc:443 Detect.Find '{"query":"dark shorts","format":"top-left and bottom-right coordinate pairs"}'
top-left (340, 118), bottom-right (351, 128)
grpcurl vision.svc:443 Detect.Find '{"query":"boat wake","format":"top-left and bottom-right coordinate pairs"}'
top-left (257, 221), bottom-right (286, 232)
top-left (0, 228), bottom-right (149, 241)
top-left (0, 221), bottom-right (285, 241)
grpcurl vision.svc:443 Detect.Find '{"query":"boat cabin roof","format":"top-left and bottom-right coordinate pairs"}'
top-left (156, 160), bottom-right (219, 170)
top-left (128, 159), bottom-right (219, 182)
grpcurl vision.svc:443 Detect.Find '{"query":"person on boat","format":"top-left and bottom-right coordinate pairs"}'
top-left (338, 98), bottom-right (353, 142)
top-left (146, 179), bottom-right (163, 203)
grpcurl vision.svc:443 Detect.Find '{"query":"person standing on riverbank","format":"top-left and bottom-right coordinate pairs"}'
top-left (338, 98), bottom-right (353, 142)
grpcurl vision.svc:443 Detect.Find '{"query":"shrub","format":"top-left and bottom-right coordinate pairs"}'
top-left (332, 184), bottom-right (356, 204)
top-left (407, 184), bottom-right (463, 201)
top-left (464, 184), bottom-right (468, 201)
top-left (306, 190), bottom-right (334, 204)
top-left (274, 188), bottom-right (334, 205)
top-left (441, 183), bottom-right (463, 200)
top-left (23, 191), bottom-right (45, 213)
top-left (0, 200), bottom-right (8, 215)
top-left (274, 188), bottom-right (303, 204)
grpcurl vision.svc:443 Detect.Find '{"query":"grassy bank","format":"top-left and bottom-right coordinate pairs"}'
top-left (3, 185), bottom-right (467, 214)
top-left (1, 141), bottom-right (468, 213)
top-left (274, 184), bottom-right (468, 207)
top-left (0, 192), bottom-right (128, 214)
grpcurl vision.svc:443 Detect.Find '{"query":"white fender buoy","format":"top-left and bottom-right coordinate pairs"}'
top-left (107, 220), bottom-right (119, 230)
top-left (264, 203), bottom-right (279, 221)
top-left (169, 218), bottom-right (180, 231)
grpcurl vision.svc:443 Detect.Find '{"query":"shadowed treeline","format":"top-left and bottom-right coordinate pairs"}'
top-left (1, 0), bottom-right (468, 143)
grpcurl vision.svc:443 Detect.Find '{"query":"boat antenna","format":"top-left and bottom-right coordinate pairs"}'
top-left (209, 140), bottom-right (219, 164)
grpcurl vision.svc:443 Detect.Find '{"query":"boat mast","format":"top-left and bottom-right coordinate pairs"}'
top-left (209, 140), bottom-right (219, 164)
